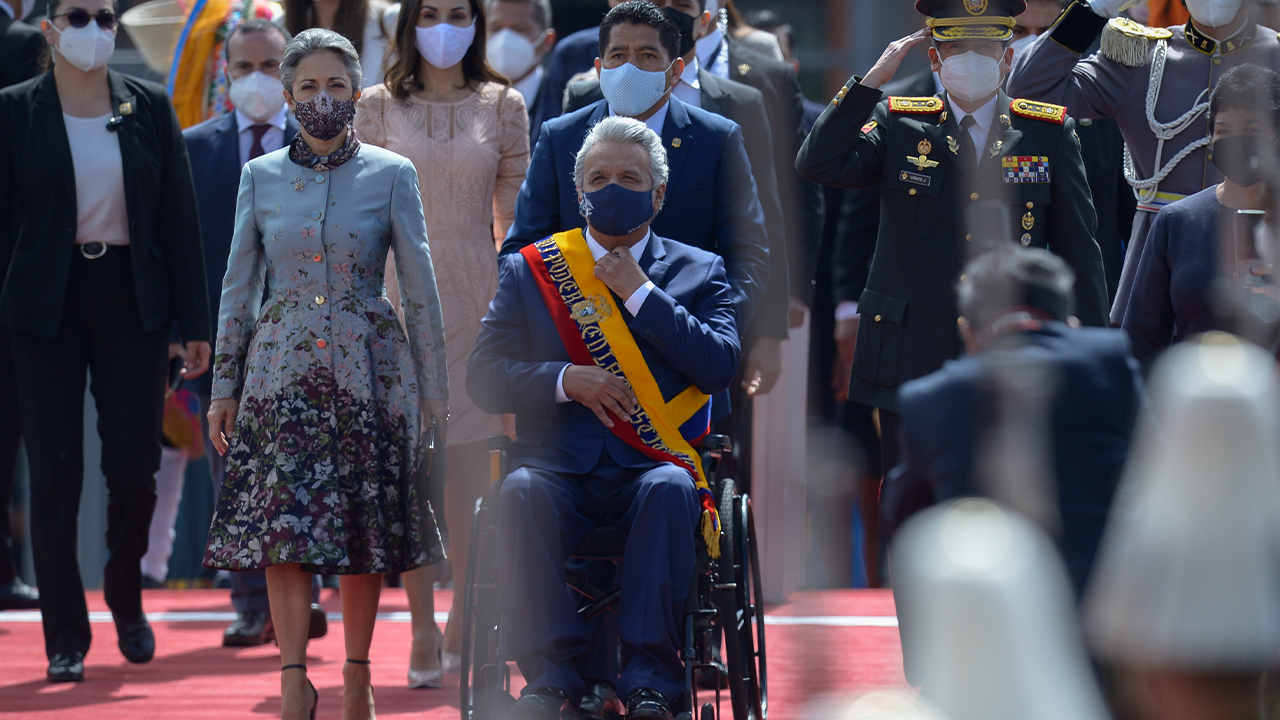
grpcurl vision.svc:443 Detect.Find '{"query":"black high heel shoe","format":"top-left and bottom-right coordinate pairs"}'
top-left (281, 664), bottom-right (318, 720)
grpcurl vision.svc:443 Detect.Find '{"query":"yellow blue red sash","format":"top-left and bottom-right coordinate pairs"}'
top-left (521, 230), bottom-right (720, 556)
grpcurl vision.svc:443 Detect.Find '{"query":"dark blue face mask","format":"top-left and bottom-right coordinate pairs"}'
top-left (579, 182), bottom-right (656, 237)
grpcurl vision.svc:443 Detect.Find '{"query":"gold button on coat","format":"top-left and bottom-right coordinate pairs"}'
top-left (970, 192), bottom-right (980, 201)
top-left (909, 188), bottom-right (917, 196)
top-left (315, 295), bottom-right (326, 305)
top-left (1026, 202), bottom-right (1034, 209)
top-left (874, 314), bottom-right (883, 322)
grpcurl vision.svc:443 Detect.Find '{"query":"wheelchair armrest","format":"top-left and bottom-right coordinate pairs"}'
top-left (701, 434), bottom-right (732, 454)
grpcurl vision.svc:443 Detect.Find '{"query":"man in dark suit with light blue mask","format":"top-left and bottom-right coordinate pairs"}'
top-left (181, 17), bottom-right (327, 648)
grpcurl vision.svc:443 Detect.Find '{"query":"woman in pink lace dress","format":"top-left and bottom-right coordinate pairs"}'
top-left (354, 0), bottom-right (528, 688)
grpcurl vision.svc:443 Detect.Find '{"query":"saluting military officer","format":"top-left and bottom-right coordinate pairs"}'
top-left (796, 0), bottom-right (1108, 475)
top-left (1007, 0), bottom-right (1280, 323)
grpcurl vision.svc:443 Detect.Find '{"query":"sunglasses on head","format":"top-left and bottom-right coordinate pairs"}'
top-left (51, 8), bottom-right (118, 29)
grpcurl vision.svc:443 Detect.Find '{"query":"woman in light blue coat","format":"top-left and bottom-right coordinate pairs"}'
top-left (203, 29), bottom-right (447, 720)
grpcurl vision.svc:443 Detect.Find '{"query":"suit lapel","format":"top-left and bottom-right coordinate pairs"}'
top-left (661, 97), bottom-right (693, 189)
top-left (641, 232), bottom-right (671, 289)
top-left (33, 73), bottom-right (77, 222)
top-left (977, 93), bottom-right (1022, 176)
top-left (108, 71), bottom-right (139, 238)
top-left (697, 68), bottom-right (724, 116)
top-left (215, 112), bottom-right (240, 185)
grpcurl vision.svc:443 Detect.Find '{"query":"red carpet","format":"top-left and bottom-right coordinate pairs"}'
top-left (0, 589), bottom-right (906, 719)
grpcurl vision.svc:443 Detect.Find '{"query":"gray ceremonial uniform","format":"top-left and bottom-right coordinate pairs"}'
top-left (1007, 3), bottom-right (1280, 323)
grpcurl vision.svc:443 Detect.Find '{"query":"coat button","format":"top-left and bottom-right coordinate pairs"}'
top-left (909, 188), bottom-right (917, 196)
top-left (313, 254), bottom-right (322, 262)
top-left (311, 211), bottom-right (322, 220)
top-left (1079, 118), bottom-right (1093, 127)
top-left (960, 274), bottom-right (968, 283)
top-left (316, 339), bottom-right (327, 349)
top-left (966, 233), bottom-right (972, 242)
top-left (1026, 201), bottom-right (1034, 209)
top-left (316, 175), bottom-right (326, 183)
top-left (970, 192), bottom-right (980, 201)
top-left (874, 314), bottom-right (883, 322)
top-left (315, 295), bottom-right (326, 305)
top-left (1213, 57), bottom-right (1222, 66)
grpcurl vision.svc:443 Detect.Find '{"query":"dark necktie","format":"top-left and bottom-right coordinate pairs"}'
top-left (959, 115), bottom-right (978, 172)
top-left (248, 124), bottom-right (271, 160)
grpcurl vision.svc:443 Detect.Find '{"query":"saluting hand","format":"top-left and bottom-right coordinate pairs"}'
top-left (863, 29), bottom-right (931, 90)
top-left (594, 246), bottom-right (649, 301)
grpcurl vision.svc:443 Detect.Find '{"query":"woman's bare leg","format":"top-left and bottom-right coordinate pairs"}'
top-left (266, 564), bottom-right (315, 720)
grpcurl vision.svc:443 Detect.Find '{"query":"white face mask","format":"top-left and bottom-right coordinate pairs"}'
top-left (228, 71), bottom-right (285, 123)
top-left (50, 21), bottom-right (115, 72)
top-left (1008, 33), bottom-right (1037, 66)
top-left (487, 28), bottom-right (541, 81)
top-left (415, 20), bottom-right (476, 70)
top-left (939, 50), bottom-right (1003, 104)
top-left (599, 61), bottom-right (672, 117)
top-left (1185, 0), bottom-right (1244, 27)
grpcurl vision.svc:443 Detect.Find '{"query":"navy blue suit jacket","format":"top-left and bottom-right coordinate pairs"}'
top-left (882, 322), bottom-right (1144, 597)
top-left (503, 96), bottom-right (769, 332)
top-left (468, 232), bottom-right (741, 475)
top-left (182, 111), bottom-right (299, 394)
top-left (529, 26), bottom-right (600, 146)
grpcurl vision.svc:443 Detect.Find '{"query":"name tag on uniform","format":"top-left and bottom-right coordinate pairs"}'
top-left (900, 170), bottom-right (931, 187)
top-left (1002, 156), bottom-right (1051, 183)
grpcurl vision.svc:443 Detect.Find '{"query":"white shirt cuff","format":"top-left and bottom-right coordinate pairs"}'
top-left (555, 363), bottom-right (571, 403)
top-left (625, 281), bottom-right (655, 316)
top-left (835, 300), bottom-right (860, 321)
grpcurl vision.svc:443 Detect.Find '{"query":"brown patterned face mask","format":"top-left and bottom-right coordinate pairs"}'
top-left (291, 90), bottom-right (356, 141)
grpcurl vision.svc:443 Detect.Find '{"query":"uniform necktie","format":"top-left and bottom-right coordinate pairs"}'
top-left (249, 124), bottom-right (271, 160)
top-left (959, 115), bottom-right (978, 172)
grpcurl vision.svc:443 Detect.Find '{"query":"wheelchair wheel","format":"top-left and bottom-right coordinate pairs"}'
top-left (460, 476), bottom-right (510, 720)
top-left (738, 496), bottom-right (767, 719)
top-left (715, 480), bottom-right (766, 720)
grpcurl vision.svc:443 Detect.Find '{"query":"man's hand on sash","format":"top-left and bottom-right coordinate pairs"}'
top-left (564, 365), bottom-right (641, 429)
top-left (594, 246), bottom-right (650, 300)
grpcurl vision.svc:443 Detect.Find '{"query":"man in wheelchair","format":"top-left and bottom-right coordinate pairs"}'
top-left (467, 116), bottom-right (742, 720)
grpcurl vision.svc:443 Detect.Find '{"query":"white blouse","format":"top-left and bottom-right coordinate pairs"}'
top-left (63, 112), bottom-right (130, 245)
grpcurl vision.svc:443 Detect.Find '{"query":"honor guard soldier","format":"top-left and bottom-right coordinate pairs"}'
top-left (1007, 0), bottom-right (1280, 323)
top-left (796, 0), bottom-right (1108, 474)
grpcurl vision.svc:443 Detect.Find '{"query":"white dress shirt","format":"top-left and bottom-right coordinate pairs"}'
top-left (554, 229), bottom-right (655, 403)
top-left (609, 99), bottom-right (669, 136)
top-left (236, 104), bottom-right (290, 167)
top-left (951, 93), bottom-right (999, 170)
top-left (671, 55), bottom-right (701, 109)
top-left (513, 65), bottom-right (544, 109)
top-left (695, 28), bottom-right (730, 79)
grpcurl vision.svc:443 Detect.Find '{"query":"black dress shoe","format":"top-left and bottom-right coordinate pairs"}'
top-left (308, 603), bottom-right (328, 639)
top-left (0, 578), bottom-right (40, 610)
top-left (114, 615), bottom-right (155, 663)
top-left (511, 686), bottom-right (578, 720)
top-left (222, 610), bottom-right (273, 646)
top-left (47, 651), bottom-right (85, 683)
top-left (625, 688), bottom-right (674, 720)
top-left (579, 680), bottom-right (620, 720)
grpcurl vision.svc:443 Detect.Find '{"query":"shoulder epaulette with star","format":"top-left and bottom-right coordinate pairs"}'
top-left (888, 96), bottom-right (943, 115)
top-left (1010, 99), bottom-right (1067, 125)
top-left (1100, 17), bottom-right (1173, 67)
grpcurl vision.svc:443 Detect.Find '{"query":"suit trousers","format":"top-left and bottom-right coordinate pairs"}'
top-left (8, 250), bottom-right (169, 658)
top-left (496, 455), bottom-right (700, 705)
top-left (0, 328), bottom-right (22, 584)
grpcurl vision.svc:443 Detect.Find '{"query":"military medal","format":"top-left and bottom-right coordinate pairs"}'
top-left (989, 139), bottom-right (1004, 158)
top-left (947, 136), bottom-right (959, 154)
top-left (908, 154), bottom-right (940, 170)
top-left (1022, 212), bottom-right (1035, 230)
top-left (1002, 156), bottom-right (1051, 183)
top-left (1000, 114), bottom-right (1011, 127)
top-left (918, 140), bottom-right (932, 155)
top-left (293, 177), bottom-right (306, 191)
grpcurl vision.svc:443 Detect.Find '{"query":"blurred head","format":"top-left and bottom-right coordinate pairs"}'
top-left (573, 116), bottom-right (669, 238)
top-left (957, 247), bottom-right (1076, 352)
top-left (742, 8), bottom-right (795, 69)
top-left (484, 0), bottom-right (555, 82)
top-left (282, 0), bottom-right (368, 57)
top-left (1009, 0), bottom-right (1065, 64)
top-left (386, 0), bottom-right (506, 98)
top-left (1183, 0), bottom-right (1246, 30)
top-left (41, 0), bottom-right (117, 73)
top-left (1208, 64), bottom-right (1280, 188)
top-left (225, 19), bottom-right (292, 81)
top-left (645, 0), bottom-right (710, 60)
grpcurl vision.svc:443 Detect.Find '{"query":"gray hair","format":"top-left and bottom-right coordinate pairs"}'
top-left (573, 117), bottom-right (669, 193)
top-left (957, 246), bottom-right (1076, 334)
top-left (280, 28), bottom-right (364, 94)
top-left (485, 0), bottom-right (552, 31)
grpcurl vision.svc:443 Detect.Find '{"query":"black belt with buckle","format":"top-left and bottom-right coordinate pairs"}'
top-left (77, 243), bottom-right (129, 260)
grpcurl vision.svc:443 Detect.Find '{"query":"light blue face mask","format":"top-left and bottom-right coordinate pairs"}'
top-left (599, 61), bottom-right (672, 117)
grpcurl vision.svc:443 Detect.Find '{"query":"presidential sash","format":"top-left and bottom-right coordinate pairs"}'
top-left (522, 229), bottom-right (721, 557)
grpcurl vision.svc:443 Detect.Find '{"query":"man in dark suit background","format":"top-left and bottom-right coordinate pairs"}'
top-left (882, 246), bottom-right (1143, 599)
top-left (469, 116), bottom-right (740, 720)
top-left (182, 18), bottom-right (326, 647)
top-left (0, 0), bottom-right (45, 612)
top-left (486, 0), bottom-right (557, 141)
top-left (528, 0), bottom-right (623, 144)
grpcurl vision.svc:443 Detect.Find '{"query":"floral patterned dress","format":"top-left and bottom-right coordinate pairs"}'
top-left (203, 135), bottom-right (447, 574)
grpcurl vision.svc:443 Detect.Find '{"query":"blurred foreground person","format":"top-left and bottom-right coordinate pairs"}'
top-left (1124, 64), bottom-right (1280, 373)
top-left (795, 0), bottom-right (1108, 474)
top-left (892, 499), bottom-right (1110, 720)
top-left (203, 29), bottom-right (447, 720)
top-left (355, 0), bottom-right (529, 685)
top-left (468, 117), bottom-right (740, 720)
top-left (1086, 334), bottom-right (1280, 720)
top-left (1006, 0), bottom-right (1280, 323)
top-left (0, 0), bottom-right (212, 682)
top-left (884, 247), bottom-right (1144, 599)
top-left (181, 18), bottom-right (329, 648)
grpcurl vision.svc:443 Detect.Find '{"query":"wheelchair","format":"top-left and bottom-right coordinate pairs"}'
top-left (460, 434), bottom-right (767, 720)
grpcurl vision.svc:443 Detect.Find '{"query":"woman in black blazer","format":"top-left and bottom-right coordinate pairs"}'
top-left (0, 0), bottom-right (211, 684)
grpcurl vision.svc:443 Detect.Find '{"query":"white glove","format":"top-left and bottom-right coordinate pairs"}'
top-left (1086, 0), bottom-right (1144, 18)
